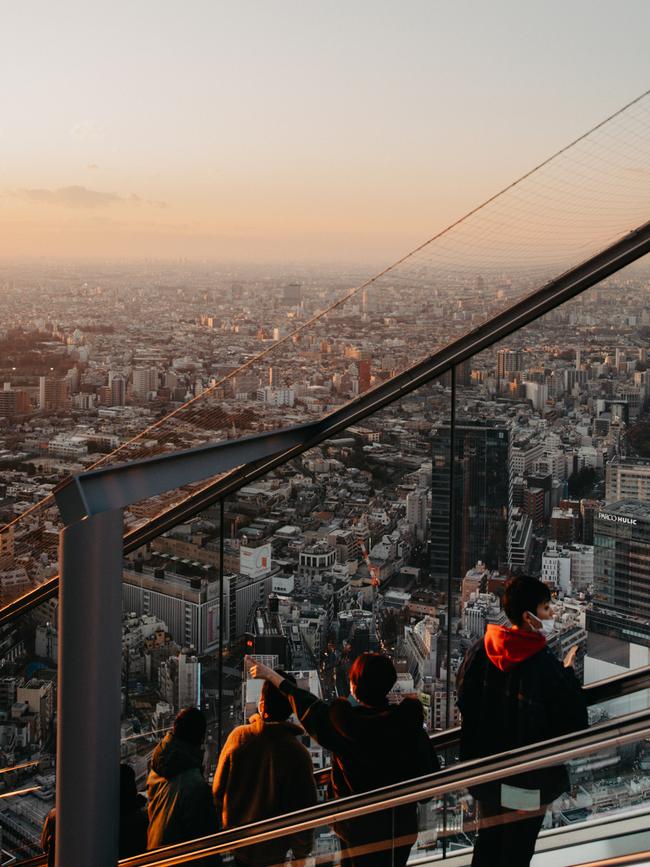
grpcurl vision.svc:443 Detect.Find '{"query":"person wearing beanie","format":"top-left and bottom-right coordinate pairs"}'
top-left (213, 672), bottom-right (317, 866)
top-left (146, 707), bottom-right (217, 862)
top-left (247, 653), bottom-right (438, 867)
top-left (456, 575), bottom-right (587, 867)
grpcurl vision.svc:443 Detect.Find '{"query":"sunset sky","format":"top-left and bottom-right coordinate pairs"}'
top-left (1, 0), bottom-right (649, 264)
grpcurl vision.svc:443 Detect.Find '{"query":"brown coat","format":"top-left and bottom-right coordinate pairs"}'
top-left (213, 714), bottom-right (317, 865)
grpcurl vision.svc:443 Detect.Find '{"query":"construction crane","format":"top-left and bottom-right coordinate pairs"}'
top-left (357, 539), bottom-right (381, 645)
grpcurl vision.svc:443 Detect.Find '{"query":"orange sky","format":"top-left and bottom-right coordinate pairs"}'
top-left (1, 1), bottom-right (649, 264)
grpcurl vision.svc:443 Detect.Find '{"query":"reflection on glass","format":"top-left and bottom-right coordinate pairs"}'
top-left (0, 602), bottom-right (57, 862)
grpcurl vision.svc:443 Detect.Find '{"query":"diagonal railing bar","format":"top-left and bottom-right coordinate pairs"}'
top-left (3, 218), bottom-right (649, 626)
top-left (13, 661), bottom-right (650, 866)
top-left (116, 708), bottom-right (650, 865)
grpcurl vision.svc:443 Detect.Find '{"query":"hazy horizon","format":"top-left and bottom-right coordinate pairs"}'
top-left (1, 0), bottom-right (649, 264)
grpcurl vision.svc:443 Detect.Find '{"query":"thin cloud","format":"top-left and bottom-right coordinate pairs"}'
top-left (12, 186), bottom-right (167, 210)
top-left (70, 120), bottom-right (105, 140)
top-left (86, 163), bottom-right (100, 170)
top-left (17, 186), bottom-right (121, 208)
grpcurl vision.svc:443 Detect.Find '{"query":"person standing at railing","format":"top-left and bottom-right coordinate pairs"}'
top-left (146, 707), bottom-right (218, 865)
top-left (246, 652), bottom-right (439, 867)
top-left (40, 763), bottom-right (148, 865)
top-left (456, 575), bottom-right (587, 867)
top-left (212, 671), bottom-right (318, 866)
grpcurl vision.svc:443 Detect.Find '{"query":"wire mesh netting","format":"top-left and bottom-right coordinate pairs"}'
top-left (1, 88), bottom-right (650, 607)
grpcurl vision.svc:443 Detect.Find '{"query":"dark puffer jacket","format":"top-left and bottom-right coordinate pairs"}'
top-left (457, 624), bottom-right (588, 804)
top-left (278, 678), bottom-right (439, 847)
top-left (147, 733), bottom-right (217, 859)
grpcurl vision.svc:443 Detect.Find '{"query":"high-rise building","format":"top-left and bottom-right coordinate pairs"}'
top-left (132, 367), bottom-right (158, 398)
top-left (507, 507), bottom-right (533, 573)
top-left (589, 501), bottom-right (650, 661)
top-left (282, 283), bottom-right (302, 307)
top-left (606, 456), bottom-right (650, 505)
top-left (496, 348), bottom-right (522, 380)
top-left (431, 420), bottom-right (510, 582)
top-left (111, 376), bottom-right (125, 407)
top-left (406, 489), bottom-right (428, 542)
top-left (580, 498), bottom-right (601, 545)
top-left (39, 376), bottom-right (69, 411)
top-left (158, 648), bottom-right (200, 711)
top-left (358, 357), bottom-right (371, 394)
top-left (0, 385), bottom-right (31, 417)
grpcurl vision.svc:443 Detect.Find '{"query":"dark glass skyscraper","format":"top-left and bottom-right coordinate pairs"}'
top-left (431, 420), bottom-right (510, 587)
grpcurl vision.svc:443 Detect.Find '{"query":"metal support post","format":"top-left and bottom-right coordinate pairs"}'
top-left (217, 499), bottom-right (225, 755)
top-left (55, 508), bottom-right (124, 867)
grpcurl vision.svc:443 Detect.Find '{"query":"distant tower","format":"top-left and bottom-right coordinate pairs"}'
top-left (283, 283), bottom-right (302, 307)
top-left (575, 348), bottom-right (581, 368)
top-left (111, 376), bottom-right (125, 407)
top-left (496, 349), bottom-right (521, 380)
top-left (361, 287), bottom-right (368, 314)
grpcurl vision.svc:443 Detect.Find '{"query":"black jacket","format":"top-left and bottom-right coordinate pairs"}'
top-left (147, 733), bottom-right (218, 863)
top-left (279, 678), bottom-right (439, 844)
top-left (456, 635), bottom-right (587, 804)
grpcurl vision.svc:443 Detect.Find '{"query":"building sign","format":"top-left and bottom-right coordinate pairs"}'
top-left (240, 542), bottom-right (272, 578)
top-left (598, 512), bottom-right (638, 526)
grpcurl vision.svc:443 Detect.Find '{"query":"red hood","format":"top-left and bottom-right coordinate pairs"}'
top-left (484, 623), bottom-right (546, 672)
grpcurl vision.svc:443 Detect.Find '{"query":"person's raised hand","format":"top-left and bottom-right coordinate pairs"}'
top-left (245, 655), bottom-right (274, 681)
top-left (563, 645), bottom-right (579, 669)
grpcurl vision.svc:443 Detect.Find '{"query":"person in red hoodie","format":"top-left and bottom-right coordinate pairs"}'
top-left (456, 575), bottom-right (587, 867)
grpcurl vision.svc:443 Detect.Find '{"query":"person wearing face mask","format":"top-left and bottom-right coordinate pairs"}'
top-left (246, 652), bottom-right (439, 867)
top-left (456, 575), bottom-right (587, 867)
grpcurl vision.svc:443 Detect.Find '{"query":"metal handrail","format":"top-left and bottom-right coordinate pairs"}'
top-left (312, 663), bottom-right (650, 785)
top-left (15, 666), bottom-right (650, 867)
top-left (4, 218), bottom-right (650, 626)
top-left (114, 708), bottom-right (650, 866)
top-left (572, 853), bottom-right (650, 866)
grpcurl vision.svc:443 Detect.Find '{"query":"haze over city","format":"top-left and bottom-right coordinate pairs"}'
top-left (2, 4), bottom-right (650, 865)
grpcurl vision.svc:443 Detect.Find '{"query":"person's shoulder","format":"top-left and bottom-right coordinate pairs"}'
top-left (523, 645), bottom-right (574, 687)
top-left (395, 696), bottom-right (425, 722)
top-left (528, 646), bottom-right (563, 671)
top-left (458, 638), bottom-right (487, 675)
top-left (222, 721), bottom-right (259, 751)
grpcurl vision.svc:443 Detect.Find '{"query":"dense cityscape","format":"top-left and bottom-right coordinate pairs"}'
top-left (0, 259), bottom-right (649, 858)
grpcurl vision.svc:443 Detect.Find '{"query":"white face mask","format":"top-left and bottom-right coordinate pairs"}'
top-left (526, 611), bottom-right (556, 637)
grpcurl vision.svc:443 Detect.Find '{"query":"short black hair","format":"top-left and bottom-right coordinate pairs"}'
top-left (349, 653), bottom-right (397, 706)
top-left (260, 670), bottom-right (297, 721)
top-left (173, 706), bottom-right (206, 746)
top-left (503, 576), bottom-right (551, 626)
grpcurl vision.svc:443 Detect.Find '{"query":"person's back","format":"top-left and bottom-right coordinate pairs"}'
top-left (248, 652), bottom-right (438, 867)
top-left (456, 576), bottom-right (587, 867)
top-left (147, 707), bottom-right (217, 859)
top-left (213, 674), bottom-right (317, 865)
top-left (310, 692), bottom-right (432, 800)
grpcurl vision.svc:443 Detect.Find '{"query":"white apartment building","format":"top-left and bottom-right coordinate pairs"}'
top-left (256, 386), bottom-right (295, 407)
